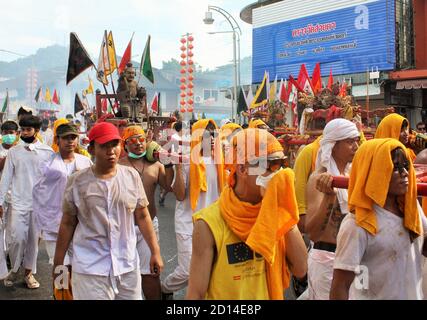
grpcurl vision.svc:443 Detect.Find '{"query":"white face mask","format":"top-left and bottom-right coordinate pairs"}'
top-left (255, 169), bottom-right (281, 190)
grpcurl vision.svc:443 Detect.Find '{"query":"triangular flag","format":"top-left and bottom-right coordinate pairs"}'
top-left (85, 76), bottom-right (94, 95)
top-left (141, 35), bottom-right (154, 84)
top-left (311, 63), bottom-right (322, 94)
top-left (1, 90), bottom-right (9, 113)
top-left (289, 75), bottom-right (304, 93)
top-left (297, 64), bottom-right (314, 94)
top-left (107, 31), bottom-right (118, 75)
top-left (97, 31), bottom-right (110, 85)
top-left (250, 71), bottom-right (268, 109)
top-left (151, 92), bottom-right (159, 113)
top-left (118, 35), bottom-right (133, 75)
top-left (339, 81), bottom-right (348, 97)
top-left (34, 87), bottom-right (42, 102)
top-left (269, 74), bottom-right (278, 102)
top-left (45, 87), bottom-right (52, 103)
top-left (66, 33), bottom-right (94, 85)
top-left (52, 89), bottom-right (60, 105)
top-left (280, 79), bottom-right (289, 105)
top-left (327, 69), bottom-right (334, 90)
top-left (237, 87), bottom-right (247, 114)
top-left (245, 86), bottom-right (254, 108)
top-left (74, 93), bottom-right (84, 115)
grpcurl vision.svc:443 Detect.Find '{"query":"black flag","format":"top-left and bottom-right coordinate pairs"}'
top-left (74, 93), bottom-right (84, 115)
top-left (237, 87), bottom-right (248, 114)
top-left (66, 33), bottom-right (94, 85)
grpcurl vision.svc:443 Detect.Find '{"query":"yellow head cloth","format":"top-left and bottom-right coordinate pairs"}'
top-left (348, 138), bottom-right (421, 237)
top-left (220, 123), bottom-right (242, 141)
top-left (227, 128), bottom-right (283, 187)
top-left (249, 119), bottom-right (267, 129)
top-left (375, 113), bottom-right (407, 140)
top-left (189, 119), bottom-right (225, 211)
top-left (52, 118), bottom-right (69, 152)
top-left (121, 125), bottom-right (145, 151)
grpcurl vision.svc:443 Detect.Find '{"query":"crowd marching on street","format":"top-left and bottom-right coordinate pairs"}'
top-left (0, 105), bottom-right (426, 301)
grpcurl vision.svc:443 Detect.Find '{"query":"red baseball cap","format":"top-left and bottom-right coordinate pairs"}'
top-left (88, 122), bottom-right (122, 144)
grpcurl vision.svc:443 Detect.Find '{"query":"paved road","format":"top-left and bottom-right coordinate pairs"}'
top-left (0, 190), bottom-right (184, 300)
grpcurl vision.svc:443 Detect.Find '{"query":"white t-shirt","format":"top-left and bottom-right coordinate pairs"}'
top-left (172, 156), bottom-right (219, 235)
top-left (334, 204), bottom-right (427, 300)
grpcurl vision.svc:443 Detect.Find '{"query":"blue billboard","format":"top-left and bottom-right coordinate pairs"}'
top-left (252, 0), bottom-right (396, 83)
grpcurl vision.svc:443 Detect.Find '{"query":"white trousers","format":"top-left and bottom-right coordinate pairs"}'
top-left (308, 248), bottom-right (335, 300)
top-left (136, 217), bottom-right (159, 275)
top-left (0, 204), bottom-right (9, 279)
top-left (161, 233), bottom-right (192, 293)
top-left (72, 268), bottom-right (142, 300)
top-left (8, 208), bottom-right (40, 273)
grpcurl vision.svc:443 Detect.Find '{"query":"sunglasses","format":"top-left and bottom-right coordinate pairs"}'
top-left (127, 136), bottom-right (145, 144)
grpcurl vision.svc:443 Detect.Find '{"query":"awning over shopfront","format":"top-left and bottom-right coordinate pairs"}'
top-left (396, 79), bottom-right (427, 90)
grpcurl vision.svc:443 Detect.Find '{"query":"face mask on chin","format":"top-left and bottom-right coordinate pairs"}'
top-left (20, 135), bottom-right (36, 144)
top-left (128, 151), bottom-right (146, 159)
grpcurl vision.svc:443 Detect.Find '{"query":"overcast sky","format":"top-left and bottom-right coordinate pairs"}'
top-left (0, 0), bottom-right (253, 70)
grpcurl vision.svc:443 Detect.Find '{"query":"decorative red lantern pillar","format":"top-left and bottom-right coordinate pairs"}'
top-left (179, 33), bottom-right (195, 114)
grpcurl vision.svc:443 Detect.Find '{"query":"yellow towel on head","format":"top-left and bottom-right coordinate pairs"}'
top-left (189, 119), bottom-right (225, 211)
top-left (52, 118), bottom-right (69, 152)
top-left (348, 138), bottom-right (421, 236)
top-left (375, 113), bottom-right (407, 140)
top-left (249, 119), bottom-right (267, 129)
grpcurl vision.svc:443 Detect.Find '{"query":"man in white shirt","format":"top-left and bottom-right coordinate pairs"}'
top-left (0, 115), bottom-right (54, 289)
top-left (330, 139), bottom-right (427, 300)
top-left (0, 120), bottom-right (19, 280)
top-left (53, 122), bottom-right (163, 300)
top-left (40, 119), bottom-right (53, 147)
top-left (162, 119), bottom-right (225, 299)
top-left (305, 119), bottom-right (360, 300)
top-left (33, 123), bottom-right (92, 265)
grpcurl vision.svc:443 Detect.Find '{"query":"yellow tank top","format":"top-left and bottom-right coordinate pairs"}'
top-left (194, 202), bottom-right (269, 300)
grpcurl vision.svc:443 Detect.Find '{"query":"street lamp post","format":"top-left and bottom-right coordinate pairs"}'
top-left (204, 5), bottom-right (242, 122)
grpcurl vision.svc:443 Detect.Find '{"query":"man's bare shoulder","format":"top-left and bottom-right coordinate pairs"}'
top-left (118, 157), bottom-right (131, 166)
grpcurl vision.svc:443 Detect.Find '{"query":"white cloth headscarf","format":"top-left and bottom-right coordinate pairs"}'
top-left (315, 118), bottom-right (359, 214)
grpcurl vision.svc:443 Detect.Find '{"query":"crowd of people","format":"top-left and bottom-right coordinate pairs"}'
top-left (0, 109), bottom-right (426, 300)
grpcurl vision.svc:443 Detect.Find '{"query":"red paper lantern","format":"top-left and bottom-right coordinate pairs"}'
top-left (188, 44), bottom-right (194, 50)
top-left (188, 51), bottom-right (194, 57)
top-left (188, 60), bottom-right (194, 65)
top-left (180, 38), bottom-right (186, 44)
top-left (180, 108), bottom-right (186, 113)
top-left (180, 100), bottom-right (186, 106)
top-left (180, 46), bottom-right (186, 51)
top-left (187, 107), bottom-right (194, 113)
top-left (188, 68), bottom-right (194, 73)
top-left (188, 82), bottom-right (194, 89)
top-left (188, 35), bottom-right (194, 42)
top-left (188, 99), bottom-right (194, 105)
top-left (180, 84), bottom-right (186, 90)
top-left (180, 92), bottom-right (186, 98)
top-left (180, 53), bottom-right (187, 59)
top-left (188, 75), bottom-right (194, 81)
top-left (180, 77), bottom-right (186, 83)
top-left (187, 91), bottom-right (194, 97)
top-left (180, 60), bottom-right (186, 66)
top-left (180, 69), bottom-right (186, 74)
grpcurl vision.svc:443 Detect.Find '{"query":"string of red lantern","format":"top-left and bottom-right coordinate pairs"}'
top-left (179, 33), bottom-right (195, 113)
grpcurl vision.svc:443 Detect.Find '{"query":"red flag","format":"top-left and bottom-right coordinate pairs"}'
top-left (52, 89), bottom-right (60, 105)
top-left (151, 92), bottom-right (159, 113)
top-left (312, 63), bottom-right (322, 94)
top-left (289, 75), bottom-right (304, 92)
top-left (280, 80), bottom-right (289, 104)
top-left (327, 69), bottom-right (334, 90)
top-left (118, 36), bottom-right (132, 75)
top-left (101, 98), bottom-right (108, 112)
top-left (339, 81), bottom-right (348, 97)
top-left (297, 64), bottom-right (313, 94)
